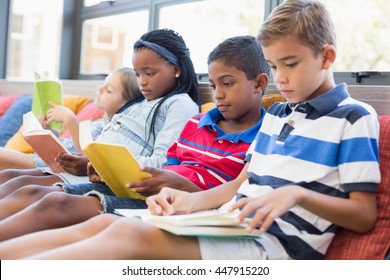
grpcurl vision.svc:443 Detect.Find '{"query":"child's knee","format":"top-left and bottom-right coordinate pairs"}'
top-left (12, 185), bottom-right (50, 200)
top-left (34, 192), bottom-right (70, 213)
top-left (87, 214), bottom-right (121, 231)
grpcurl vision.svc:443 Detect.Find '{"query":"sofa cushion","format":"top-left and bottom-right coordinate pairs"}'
top-left (200, 93), bottom-right (286, 113)
top-left (324, 115), bottom-right (390, 259)
top-left (62, 95), bottom-right (91, 115)
top-left (0, 95), bottom-right (21, 117)
top-left (0, 95), bottom-right (32, 146)
top-left (262, 93), bottom-right (286, 110)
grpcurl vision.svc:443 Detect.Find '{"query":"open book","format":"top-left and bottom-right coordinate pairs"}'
top-left (32, 78), bottom-right (63, 132)
top-left (80, 121), bottom-right (150, 200)
top-left (22, 111), bottom-right (71, 173)
top-left (114, 208), bottom-right (262, 238)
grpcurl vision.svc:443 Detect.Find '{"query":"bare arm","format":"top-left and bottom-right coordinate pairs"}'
top-left (47, 101), bottom-right (81, 152)
top-left (126, 166), bottom-right (203, 196)
top-left (147, 163), bottom-right (249, 215)
top-left (233, 185), bottom-right (377, 233)
top-left (299, 188), bottom-right (376, 232)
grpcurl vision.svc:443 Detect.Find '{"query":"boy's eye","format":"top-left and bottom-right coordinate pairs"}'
top-left (223, 82), bottom-right (233, 87)
top-left (146, 72), bottom-right (155, 77)
top-left (209, 84), bottom-right (216, 90)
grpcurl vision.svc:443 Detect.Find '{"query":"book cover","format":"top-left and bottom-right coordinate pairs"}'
top-left (32, 78), bottom-right (64, 132)
top-left (22, 112), bottom-right (71, 173)
top-left (80, 121), bottom-right (150, 200)
top-left (114, 209), bottom-right (262, 238)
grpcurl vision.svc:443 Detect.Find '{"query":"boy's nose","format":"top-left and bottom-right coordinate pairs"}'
top-left (213, 87), bottom-right (224, 100)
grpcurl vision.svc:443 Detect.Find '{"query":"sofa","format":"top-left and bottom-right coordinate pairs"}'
top-left (0, 80), bottom-right (389, 259)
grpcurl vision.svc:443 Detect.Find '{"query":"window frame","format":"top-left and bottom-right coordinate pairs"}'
top-left (1, 0), bottom-right (389, 85)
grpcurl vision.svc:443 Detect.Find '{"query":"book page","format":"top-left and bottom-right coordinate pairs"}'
top-left (114, 208), bottom-right (262, 238)
top-left (22, 111), bottom-right (44, 134)
top-left (79, 120), bottom-right (94, 150)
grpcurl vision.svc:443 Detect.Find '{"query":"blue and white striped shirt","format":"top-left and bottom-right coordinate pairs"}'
top-left (238, 83), bottom-right (380, 259)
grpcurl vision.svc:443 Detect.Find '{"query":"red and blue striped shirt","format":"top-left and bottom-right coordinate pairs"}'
top-left (165, 107), bottom-right (265, 190)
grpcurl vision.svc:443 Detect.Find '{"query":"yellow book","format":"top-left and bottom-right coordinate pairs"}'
top-left (80, 121), bottom-right (150, 200)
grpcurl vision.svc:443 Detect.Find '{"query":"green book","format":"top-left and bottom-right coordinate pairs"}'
top-left (32, 79), bottom-right (63, 132)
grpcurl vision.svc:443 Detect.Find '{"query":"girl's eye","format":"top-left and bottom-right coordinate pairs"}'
top-left (286, 62), bottom-right (298, 68)
top-left (146, 72), bottom-right (155, 77)
top-left (223, 82), bottom-right (233, 87)
top-left (209, 84), bottom-right (216, 90)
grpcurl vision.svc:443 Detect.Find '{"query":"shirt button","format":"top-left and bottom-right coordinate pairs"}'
top-left (218, 139), bottom-right (223, 143)
top-left (288, 120), bottom-right (295, 126)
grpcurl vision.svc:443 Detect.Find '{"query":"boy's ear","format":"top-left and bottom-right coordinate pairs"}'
top-left (254, 73), bottom-right (269, 93)
top-left (322, 45), bottom-right (337, 70)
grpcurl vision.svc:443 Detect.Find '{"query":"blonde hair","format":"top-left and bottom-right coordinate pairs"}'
top-left (114, 67), bottom-right (142, 102)
top-left (257, 0), bottom-right (336, 55)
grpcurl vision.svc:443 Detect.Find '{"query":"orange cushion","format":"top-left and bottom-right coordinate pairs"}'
top-left (0, 95), bottom-right (20, 117)
top-left (63, 95), bottom-right (91, 115)
top-left (325, 115), bottom-right (390, 259)
top-left (200, 93), bottom-right (286, 113)
top-left (201, 102), bottom-right (215, 113)
top-left (262, 93), bottom-right (286, 110)
top-left (5, 95), bottom-right (92, 153)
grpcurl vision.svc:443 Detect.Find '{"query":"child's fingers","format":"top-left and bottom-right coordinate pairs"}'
top-left (140, 166), bottom-right (159, 177)
top-left (48, 100), bottom-right (59, 107)
top-left (247, 205), bottom-right (272, 233)
top-left (146, 196), bottom-right (164, 215)
top-left (146, 190), bottom-right (174, 216)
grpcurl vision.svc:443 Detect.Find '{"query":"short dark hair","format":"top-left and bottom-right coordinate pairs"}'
top-left (207, 35), bottom-right (269, 80)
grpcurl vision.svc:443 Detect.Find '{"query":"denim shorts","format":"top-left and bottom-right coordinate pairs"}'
top-left (63, 182), bottom-right (147, 213)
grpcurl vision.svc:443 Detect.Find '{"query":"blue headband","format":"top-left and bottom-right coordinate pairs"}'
top-left (134, 39), bottom-right (179, 66)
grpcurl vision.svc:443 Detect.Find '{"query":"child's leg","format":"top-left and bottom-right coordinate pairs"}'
top-left (26, 216), bottom-right (202, 260)
top-left (0, 214), bottom-right (120, 259)
top-left (0, 168), bottom-right (44, 184)
top-left (0, 148), bottom-right (36, 171)
top-left (0, 173), bottom-right (60, 199)
top-left (0, 192), bottom-right (103, 241)
top-left (0, 184), bottom-right (63, 220)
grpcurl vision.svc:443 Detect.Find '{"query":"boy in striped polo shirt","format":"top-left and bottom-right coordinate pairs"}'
top-left (0, 1), bottom-right (379, 260)
top-left (144, 0), bottom-right (379, 260)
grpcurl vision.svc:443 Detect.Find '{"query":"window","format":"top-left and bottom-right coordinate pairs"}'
top-left (320, 0), bottom-right (390, 72)
top-left (7, 0), bottom-right (63, 80)
top-left (80, 11), bottom-right (148, 75)
top-left (1, 0), bottom-right (389, 85)
top-left (159, 0), bottom-right (265, 74)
